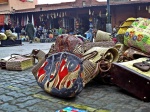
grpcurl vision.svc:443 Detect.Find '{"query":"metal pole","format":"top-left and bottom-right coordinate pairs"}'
top-left (106, 0), bottom-right (112, 33)
top-left (107, 0), bottom-right (110, 23)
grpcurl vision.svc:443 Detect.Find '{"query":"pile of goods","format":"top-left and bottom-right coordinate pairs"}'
top-left (0, 30), bottom-right (17, 41)
top-left (31, 19), bottom-right (150, 101)
top-left (31, 34), bottom-right (119, 98)
top-left (0, 33), bottom-right (7, 40)
top-left (1, 17), bottom-right (150, 102)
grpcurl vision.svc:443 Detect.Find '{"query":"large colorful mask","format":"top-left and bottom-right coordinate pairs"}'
top-left (36, 52), bottom-right (84, 98)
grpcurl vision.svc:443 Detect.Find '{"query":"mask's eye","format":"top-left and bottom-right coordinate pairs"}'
top-left (68, 60), bottom-right (77, 71)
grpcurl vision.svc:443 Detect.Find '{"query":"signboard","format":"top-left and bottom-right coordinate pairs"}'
top-left (0, 15), bottom-right (4, 25)
top-left (0, 0), bottom-right (8, 4)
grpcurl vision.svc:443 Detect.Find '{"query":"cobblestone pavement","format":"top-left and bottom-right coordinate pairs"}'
top-left (0, 42), bottom-right (150, 112)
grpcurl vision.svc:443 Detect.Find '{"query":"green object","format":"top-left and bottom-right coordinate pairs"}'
top-left (58, 27), bottom-right (62, 35)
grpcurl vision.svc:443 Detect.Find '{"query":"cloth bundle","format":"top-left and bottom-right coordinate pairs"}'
top-left (52, 34), bottom-right (84, 58)
top-left (124, 17), bottom-right (150, 54)
top-left (0, 33), bottom-right (7, 40)
top-left (5, 30), bottom-right (17, 41)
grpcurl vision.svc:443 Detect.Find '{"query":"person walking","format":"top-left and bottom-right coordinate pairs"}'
top-left (25, 20), bottom-right (35, 43)
top-left (15, 24), bottom-right (21, 40)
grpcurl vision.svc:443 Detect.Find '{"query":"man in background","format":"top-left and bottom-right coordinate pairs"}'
top-left (25, 20), bottom-right (35, 43)
top-left (15, 24), bottom-right (21, 40)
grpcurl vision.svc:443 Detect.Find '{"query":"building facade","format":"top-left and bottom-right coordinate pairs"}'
top-left (0, 0), bottom-right (37, 28)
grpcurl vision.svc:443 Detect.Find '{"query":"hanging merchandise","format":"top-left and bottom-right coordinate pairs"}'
top-left (44, 14), bottom-right (47, 21)
top-left (62, 12), bottom-right (64, 17)
top-left (39, 15), bottom-right (41, 22)
top-left (32, 15), bottom-right (34, 26)
top-left (92, 11), bottom-right (94, 16)
top-left (148, 6), bottom-right (150, 13)
top-left (146, 6), bottom-right (148, 10)
top-left (4, 15), bottom-right (8, 25)
top-left (24, 15), bottom-right (26, 26)
top-left (47, 14), bottom-right (49, 19)
top-left (26, 15), bottom-right (29, 24)
top-left (21, 16), bottom-right (24, 26)
top-left (59, 12), bottom-right (61, 18)
top-left (89, 9), bottom-right (91, 15)
top-left (54, 13), bottom-right (56, 18)
top-left (65, 12), bottom-right (67, 16)
top-left (138, 6), bottom-right (140, 10)
top-left (49, 23), bottom-right (51, 29)
top-left (74, 18), bottom-right (76, 30)
top-left (13, 16), bottom-right (16, 26)
top-left (75, 19), bottom-right (80, 29)
top-left (75, 19), bottom-right (79, 26)
top-left (41, 14), bottom-right (43, 21)
top-left (8, 15), bottom-right (11, 25)
top-left (4, 15), bottom-right (11, 25)
top-left (50, 13), bottom-right (53, 19)
top-left (17, 17), bottom-right (19, 25)
top-left (89, 16), bottom-right (92, 22)
top-left (99, 10), bottom-right (101, 17)
top-left (52, 13), bottom-right (54, 19)
top-left (62, 18), bottom-right (65, 28)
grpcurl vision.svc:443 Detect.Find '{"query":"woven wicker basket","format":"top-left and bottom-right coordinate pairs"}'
top-left (6, 56), bottom-right (33, 71)
top-left (84, 41), bottom-right (115, 52)
top-left (95, 30), bottom-right (112, 42)
top-left (83, 47), bottom-right (119, 63)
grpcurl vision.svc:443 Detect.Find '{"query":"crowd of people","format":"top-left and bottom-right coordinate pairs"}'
top-left (0, 20), bottom-right (107, 43)
top-left (0, 21), bottom-right (67, 43)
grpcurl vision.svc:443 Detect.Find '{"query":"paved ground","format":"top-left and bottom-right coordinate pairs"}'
top-left (0, 42), bottom-right (150, 112)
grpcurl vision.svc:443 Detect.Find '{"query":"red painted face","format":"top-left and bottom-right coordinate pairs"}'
top-left (137, 34), bottom-right (143, 41)
top-left (129, 31), bottom-right (135, 38)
